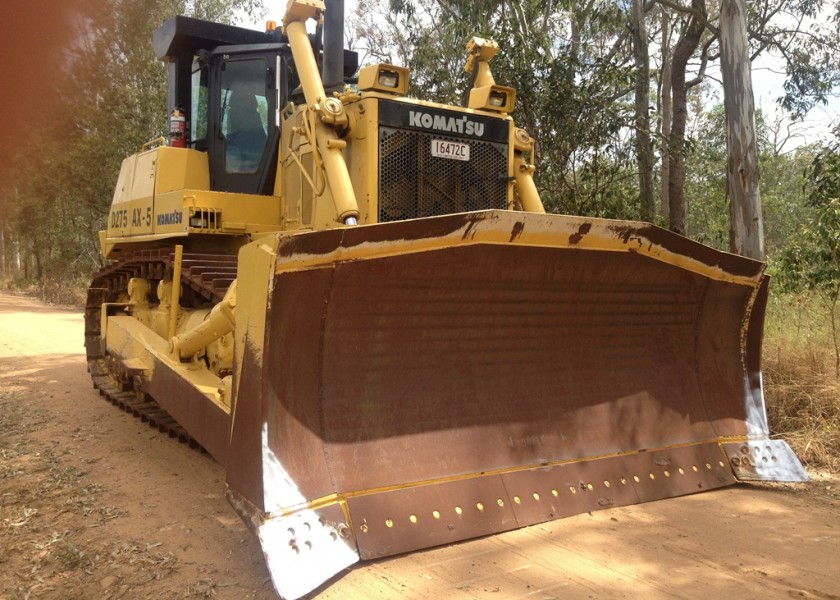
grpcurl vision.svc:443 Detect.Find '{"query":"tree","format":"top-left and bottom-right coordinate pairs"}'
top-left (632, 0), bottom-right (656, 220)
top-left (720, 0), bottom-right (763, 259)
top-left (656, 0), bottom-right (839, 239)
top-left (777, 126), bottom-right (840, 376)
top-left (665, 0), bottom-right (706, 235)
top-left (759, 120), bottom-right (818, 256)
top-left (747, 0), bottom-right (840, 119)
top-left (1, 0), bottom-right (264, 292)
top-left (778, 200), bottom-right (840, 377)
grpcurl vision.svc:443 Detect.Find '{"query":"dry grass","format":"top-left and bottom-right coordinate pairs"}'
top-left (764, 293), bottom-right (840, 472)
top-left (39, 277), bottom-right (87, 308)
top-left (0, 276), bottom-right (87, 309)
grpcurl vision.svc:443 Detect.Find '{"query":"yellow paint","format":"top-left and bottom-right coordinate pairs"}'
top-left (103, 144), bottom-right (283, 257)
top-left (103, 186), bottom-right (284, 258)
top-left (108, 147), bottom-right (211, 242)
top-left (267, 211), bottom-right (763, 287)
top-left (102, 63), bottom-right (525, 256)
top-left (284, 10), bottom-right (359, 224)
top-left (168, 245), bottom-right (183, 340)
top-left (94, 15), bottom-right (776, 546)
top-left (104, 313), bottom-right (229, 413)
top-left (357, 64), bottom-right (410, 95)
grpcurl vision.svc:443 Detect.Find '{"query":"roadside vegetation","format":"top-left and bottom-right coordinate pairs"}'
top-left (765, 293), bottom-right (840, 471)
top-left (0, 0), bottom-right (838, 471)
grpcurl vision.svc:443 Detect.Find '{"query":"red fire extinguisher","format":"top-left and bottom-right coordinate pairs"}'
top-left (169, 108), bottom-right (186, 148)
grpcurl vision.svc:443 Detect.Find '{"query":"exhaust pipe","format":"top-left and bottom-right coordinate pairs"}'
top-left (322, 0), bottom-right (344, 93)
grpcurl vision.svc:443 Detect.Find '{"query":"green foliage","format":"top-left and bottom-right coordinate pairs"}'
top-left (684, 105), bottom-right (730, 249)
top-left (745, 0), bottom-right (840, 119)
top-left (782, 124), bottom-right (840, 288)
top-left (806, 124), bottom-right (840, 206)
top-left (684, 103), bottom-right (815, 254)
top-left (0, 0), bottom-right (263, 295)
top-left (777, 199), bottom-right (840, 298)
top-left (776, 125), bottom-right (840, 375)
top-left (353, 0), bottom-right (640, 219)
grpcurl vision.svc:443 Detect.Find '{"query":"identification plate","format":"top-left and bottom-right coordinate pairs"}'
top-left (431, 139), bottom-right (470, 161)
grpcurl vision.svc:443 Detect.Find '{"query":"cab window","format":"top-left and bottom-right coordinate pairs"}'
top-left (219, 58), bottom-right (269, 174)
top-left (190, 62), bottom-right (208, 146)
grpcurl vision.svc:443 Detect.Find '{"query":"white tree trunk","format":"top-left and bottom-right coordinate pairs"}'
top-left (12, 228), bottom-right (20, 272)
top-left (720, 0), bottom-right (764, 259)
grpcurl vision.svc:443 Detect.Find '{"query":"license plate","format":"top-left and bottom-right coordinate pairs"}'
top-left (430, 139), bottom-right (470, 161)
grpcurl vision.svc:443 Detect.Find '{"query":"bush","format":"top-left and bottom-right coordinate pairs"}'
top-left (763, 291), bottom-right (840, 472)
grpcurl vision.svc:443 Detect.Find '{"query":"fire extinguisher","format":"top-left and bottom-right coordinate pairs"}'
top-left (169, 107), bottom-right (186, 148)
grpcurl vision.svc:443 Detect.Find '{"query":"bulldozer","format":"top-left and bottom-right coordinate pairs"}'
top-left (85, 0), bottom-right (807, 597)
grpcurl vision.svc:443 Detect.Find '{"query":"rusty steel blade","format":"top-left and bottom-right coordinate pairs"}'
top-left (224, 210), bottom-right (807, 599)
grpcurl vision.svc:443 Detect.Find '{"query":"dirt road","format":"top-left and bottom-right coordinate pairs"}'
top-left (1, 290), bottom-right (839, 600)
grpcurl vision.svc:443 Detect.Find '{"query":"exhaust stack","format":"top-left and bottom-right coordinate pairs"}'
top-left (323, 0), bottom-right (345, 93)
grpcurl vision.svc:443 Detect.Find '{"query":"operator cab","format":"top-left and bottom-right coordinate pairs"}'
top-left (153, 16), bottom-right (357, 195)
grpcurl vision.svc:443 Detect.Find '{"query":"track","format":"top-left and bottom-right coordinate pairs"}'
top-left (84, 248), bottom-right (236, 447)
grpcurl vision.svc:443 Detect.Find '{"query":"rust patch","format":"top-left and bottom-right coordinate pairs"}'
top-left (277, 229), bottom-right (344, 259)
top-left (612, 225), bottom-right (637, 245)
top-left (508, 221), bottom-right (526, 242)
top-left (606, 222), bottom-right (764, 279)
top-left (461, 213), bottom-right (484, 240)
top-left (341, 213), bottom-right (479, 247)
top-left (568, 222), bottom-right (592, 245)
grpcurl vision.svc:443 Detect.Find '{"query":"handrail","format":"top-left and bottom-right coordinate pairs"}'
top-left (141, 137), bottom-right (167, 152)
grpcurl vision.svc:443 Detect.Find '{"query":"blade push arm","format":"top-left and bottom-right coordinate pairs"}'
top-left (283, 0), bottom-right (359, 225)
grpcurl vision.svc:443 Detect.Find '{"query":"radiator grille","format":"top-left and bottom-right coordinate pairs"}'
top-left (378, 127), bottom-right (508, 222)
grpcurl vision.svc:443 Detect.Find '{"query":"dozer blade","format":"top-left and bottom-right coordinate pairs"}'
top-left (224, 210), bottom-right (807, 599)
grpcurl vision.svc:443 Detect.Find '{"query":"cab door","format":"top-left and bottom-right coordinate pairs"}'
top-left (208, 51), bottom-right (280, 194)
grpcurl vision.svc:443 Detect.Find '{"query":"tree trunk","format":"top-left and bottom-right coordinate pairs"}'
top-left (13, 233), bottom-right (20, 273)
top-left (632, 0), bottom-right (655, 221)
top-left (0, 224), bottom-right (5, 279)
top-left (831, 292), bottom-right (839, 377)
top-left (659, 9), bottom-right (672, 222)
top-left (668, 0), bottom-right (705, 235)
top-left (570, 0), bottom-right (581, 60)
top-left (667, 1), bottom-right (704, 235)
top-left (720, 0), bottom-right (764, 259)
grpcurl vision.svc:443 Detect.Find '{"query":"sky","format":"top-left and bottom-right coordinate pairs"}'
top-left (707, 47), bottom-right (839, 152)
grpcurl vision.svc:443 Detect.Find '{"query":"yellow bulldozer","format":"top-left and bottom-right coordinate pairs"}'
top-left (85, 0), bottom-right (807, 597)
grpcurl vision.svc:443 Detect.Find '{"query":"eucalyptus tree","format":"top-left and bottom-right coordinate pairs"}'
top-left (653, 0), bottom-right (839, 243)
top-left (685, 104), bottom-right (815, 255)
top-left (631, 0), bottom-right (656, 221)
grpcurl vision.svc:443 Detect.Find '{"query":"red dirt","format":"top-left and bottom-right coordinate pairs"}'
top-left (1, 290), bottom-right (839, 599)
